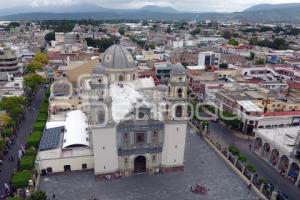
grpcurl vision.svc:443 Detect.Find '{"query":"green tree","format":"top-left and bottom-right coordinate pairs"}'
top-left (85, 37), bottom-right (114, 52)
top-left (118, 27), bottom-right (125, 35)
top-left (148, 43), bottom-right (155, 50)
top-left (0, 138), bottom-right (4, 151)
top-left (44, 32), bottom-right (55, 43)
top-left (255, 59), bottom-right (265, 65)
top-left (27, 61), bottom-right (43, 73)
top-left (219, 63), bottom-right (228, 69)
top-left (0, 96), bottom-right (26, 120)
top-left (24, 74), bottom-right (45, 92)
top-left (28, 191), bottom-right (47, 200)
top-left (228, 38), bottom-right (239, 46)
top-left (191, 28), bottom-right (201, 36)
top-left (249, 52), bottom-right (255, 60)
top-left (33, 51), bottom-right (48, 64)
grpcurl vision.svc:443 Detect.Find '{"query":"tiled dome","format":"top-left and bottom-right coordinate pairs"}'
top-left (101, 44), bottom-right (135, 69)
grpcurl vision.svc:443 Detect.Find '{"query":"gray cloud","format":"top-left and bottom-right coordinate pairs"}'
top-left (1, 0), bottom-right (300, 12)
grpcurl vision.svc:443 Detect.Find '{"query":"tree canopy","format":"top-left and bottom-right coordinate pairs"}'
top-left (28, 191), bottom-right (47, 200)
top-left (118, 27), bottom-right (125, 35)
top-left (249, 37), bottom-right (289, 50)
top-left (27, 61), bottom-right (43, 73)
top-left (0, 96), bottom-right (26, 120)
top-left (33, 51), bottom-right (48, 65)
top-left (85, 37), bottom-right (115, 52)
top-left (24, 74), bottom-right (45, 92)
top-left (228, 38), bottom-right (239, 46)
top-left (45, 32), bottom-right (55, 42)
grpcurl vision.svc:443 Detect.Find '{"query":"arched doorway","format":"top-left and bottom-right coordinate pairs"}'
top-left (278, 155), bottom-right (289, 175)
top-left (270, 149), bottom-right (279, 166)
top-left (288, 162), bottom-right (300, 184)
top-left (119, 75), bottom-right (124, 81)
top-left (254, 137), bottom-right (262, 152)
top-left (134, 156), bottom-right (146, 174)
top-left (262, 143), bottom-right (271, 158)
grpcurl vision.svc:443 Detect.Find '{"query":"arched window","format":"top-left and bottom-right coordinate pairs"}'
top-left (177, 88), bottom-right (183, 98)
top-left (179, 77), bottom-right (182, 82)
top-left (98, 111), bottom-right (105, 123)
top-left (119, 75), bottom-right (124, 81)
top-left (175, 106), bottom-right (183, 118)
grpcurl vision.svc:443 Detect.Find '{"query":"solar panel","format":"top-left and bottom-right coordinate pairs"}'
top-left (39, 126), bottom-right (64, 151)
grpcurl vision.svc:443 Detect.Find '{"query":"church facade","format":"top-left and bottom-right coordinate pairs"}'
top-left (37, 44), bottom-right (188, 179)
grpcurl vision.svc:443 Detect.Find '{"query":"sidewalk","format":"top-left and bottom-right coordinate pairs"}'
top-left (0, 88), bottom-right (45, 195)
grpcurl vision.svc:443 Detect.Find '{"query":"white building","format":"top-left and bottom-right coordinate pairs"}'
top-left (37, 44), bottom-right (188, 179)
top-left (198, 51), bottom-right (220, 68)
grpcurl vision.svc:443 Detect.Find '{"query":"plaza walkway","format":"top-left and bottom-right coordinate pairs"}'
top-left (208, 121), bottom-right (300, 200)
top-left (39, 126), bottom-right (256, 200)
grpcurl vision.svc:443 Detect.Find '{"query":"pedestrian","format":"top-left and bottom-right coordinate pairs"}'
top-left (11, 156), bottom-right (14, 163)
top-left (53, 193), bottom-right (55, 199)
top-left (190, 186), bottom-right (193, 192)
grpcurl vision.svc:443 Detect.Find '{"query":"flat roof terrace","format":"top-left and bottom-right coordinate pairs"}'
top-left (39, 126), bottom-right (257, 200)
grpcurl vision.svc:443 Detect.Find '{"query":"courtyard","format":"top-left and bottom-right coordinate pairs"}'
top-left (39, 126), bottom-right (257, 200)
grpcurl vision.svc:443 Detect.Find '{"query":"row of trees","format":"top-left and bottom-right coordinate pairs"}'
top-left (85, 37), bottom-right (115, 52)
top-left (249, 37), bottom-right (289, 50)
top-left (10, 90), bottom-right (50, 198)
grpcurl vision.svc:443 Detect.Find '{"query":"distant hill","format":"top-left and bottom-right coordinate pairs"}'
top-left (140, 5), bottom-right (178, 13)
top-left (238, 6), bottom-right (300, 22)
top-left (2, 3), bottom-right (300, 22)
top-left (0, 4), bottom-right (178, 17)
top-left (244, 3), bottom-right (300, 12)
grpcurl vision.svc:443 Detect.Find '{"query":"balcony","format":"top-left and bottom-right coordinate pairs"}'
top-left (118, 145), bottom-right (163, 156)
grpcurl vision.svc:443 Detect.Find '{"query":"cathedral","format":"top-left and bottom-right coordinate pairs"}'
top-left (37, 44), bottom-right (188, 178)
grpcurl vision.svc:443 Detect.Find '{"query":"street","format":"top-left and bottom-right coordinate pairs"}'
top-left (0, 88), bottom-right (45, 195)
top-left (208, 120), bottom-right (300, 200)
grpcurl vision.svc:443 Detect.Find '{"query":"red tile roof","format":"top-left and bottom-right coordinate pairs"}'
top-left (263, 111), bottom-right (300, 117)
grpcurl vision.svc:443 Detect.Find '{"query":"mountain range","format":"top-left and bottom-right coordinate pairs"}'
top-left (1, 3), bottom-right (300, 22)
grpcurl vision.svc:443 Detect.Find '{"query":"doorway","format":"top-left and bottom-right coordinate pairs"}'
top-left (134, 156), bottom-right (146, 174)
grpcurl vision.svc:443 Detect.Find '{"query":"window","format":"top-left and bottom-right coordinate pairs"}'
top-left (175, 106), bottom-right (183, 117)
top-left (152, 155), bottom-right (156, 161)
top-left (133, 74), bottom-right (136, 80)
top-left (177, 88), bottom-right (183, 98)
top-left (98, 111), bottom-right (105, 123)
top-left (136, 133), bottom-right (145, 144)
top-left (153, 131), bottom-right (158, 142)
top-left (138, 112), bottom-right (145, 119)
top-left (124, 133), bottom-right (128, 142)
top-left (82, 164), bottom-right (87, 170)
top-left (46, 167), bottom-right (52, 173)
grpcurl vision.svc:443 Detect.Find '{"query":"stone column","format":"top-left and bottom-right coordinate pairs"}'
top-left (285, 163), bottom-right (292, 178)
top-left (295, 171), bottom-right (300, 187)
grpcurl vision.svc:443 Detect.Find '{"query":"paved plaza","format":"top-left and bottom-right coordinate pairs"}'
top-left (39, 126), bottom-right (257, 200)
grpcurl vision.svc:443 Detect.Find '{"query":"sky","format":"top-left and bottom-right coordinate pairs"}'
top-left (1, 0), bottom-right (300, 12)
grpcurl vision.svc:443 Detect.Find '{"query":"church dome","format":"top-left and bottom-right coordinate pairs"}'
top-left (101, 44), bottom-right (135, 69)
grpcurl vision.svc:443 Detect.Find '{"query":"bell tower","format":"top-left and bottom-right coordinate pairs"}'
top-left (166, 64), bottom-right (188, 121)
top-left (161, 64), bottom-right (188, 173)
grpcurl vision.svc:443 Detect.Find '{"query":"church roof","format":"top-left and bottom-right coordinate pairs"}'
top-left (171, 64), bottom-right (186, 75)
top-left (100, 44), bottom-right (135, 69)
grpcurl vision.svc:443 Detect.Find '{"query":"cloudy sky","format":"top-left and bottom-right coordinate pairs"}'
top-left (1, 0), bottom-right (300, 12)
